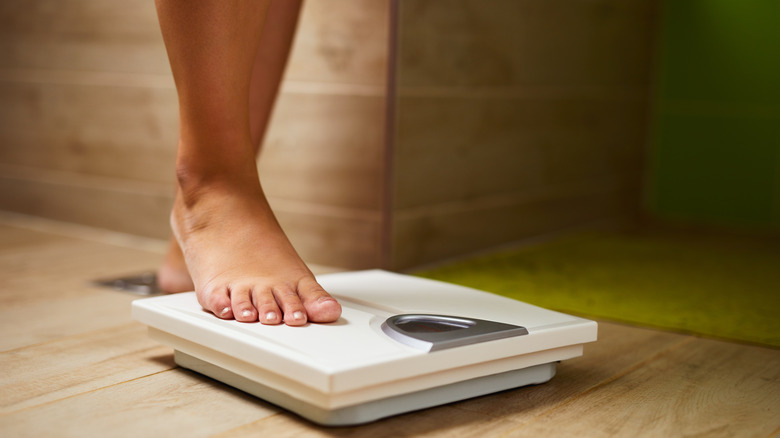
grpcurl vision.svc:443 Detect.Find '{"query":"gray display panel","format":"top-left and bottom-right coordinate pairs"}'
top-left (381, 314), bottom-right (528, 352)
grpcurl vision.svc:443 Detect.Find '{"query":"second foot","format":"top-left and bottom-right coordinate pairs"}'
top-left (157, 238), bottom-right (195, 293)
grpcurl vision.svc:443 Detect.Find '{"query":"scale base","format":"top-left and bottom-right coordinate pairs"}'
top-left (175, 350), bottom-right (557, 426)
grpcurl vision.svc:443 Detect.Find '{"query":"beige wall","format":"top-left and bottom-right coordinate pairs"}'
top-left (0, 0), bottom-right (177, 238)
top-left (0, 0), bottom-right (391, 269)
top-left (389, 0), bottom-right (658, 268)
top-left (0, 0), bottom-right (657, 271)
top-left (260, 0), bottom-right (390, 268)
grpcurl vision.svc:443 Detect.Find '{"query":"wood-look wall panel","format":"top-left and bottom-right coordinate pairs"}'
top-left (0, 81), bottom-right (178, 183)
top-left (393, 96), bottom-right (647, 209)
top-left (394, 95), bottom-right (544, 209)
top-left (0, 0), bottom-right (168, 74)
top-left (0, 0), bottom-right (390, 270)
top-left (286, 0), bottom-right (390, 85)
top-left (0, 42), bottom-right (170, 77)
top-left (0, 165), bottom-right (381, 270)
top-left (391, 181), bottom-right (636, 269)
top-left (0, 168), bottom-right (173, 239)
top-left (0, 0), bottom-right (658, 270)
top-left (273, 209), bottom-right (382, 269)
top-left (538, 99), bottom-right (648, 186)
top-left (398, 0), bottom-right (657, 89)
top-left (259, 92), bottom-right (386, 210)
top-left (0, 0), bottom-right (392, 80)
top-left (389, 0), bottom-right (657, 268)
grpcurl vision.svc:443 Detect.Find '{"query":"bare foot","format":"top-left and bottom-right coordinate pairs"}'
top-left (171, 168), bottom-right (342, 326)
top-left (157, 237), bottom-right (195, 293)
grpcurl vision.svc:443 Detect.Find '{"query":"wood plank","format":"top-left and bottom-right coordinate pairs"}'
top-left (218, 406), bottom-right (527, 438)
top-left (393, 96), bottom-right (646, 210)
top-left (0, 323), bottom-right (172, 414)
top-left (0, 167), bottom-right (383, 268)
top-left (0, 292), bottom-right (138, 352)
top-left (0, 166), bottom-right (173, 239)
top-left (451, 321), bottom-right (690, 421)
top-left (0, 226), bottom-right (164, 308)
top-left (260, 92), bottom-right (387, 211)
top-left (286, 0), bottom-right (389, 85)
top-left (275, 208), bottom-right (383, 269)
top-left (0, 222), bottom-right (164, 350)
top-left (0, 0), bottom-right (168, 74)
top-left (0, 0), bottom-right (390, 82)
top-left (0, 212), bottom-right (168, 254)
top-left (0, 222), bottom-right (275, 434)
top-left (514, 337), bottom-right (780, 437)
top-left (0, 80), bottom-right (178, 184)
top-left (0, 368), bottom-right (279, 438)
top-left (0, 80), bottom-right (389, 192)
top-left (0, 86), bottom-right (387, 248)
top-left (0, 222), bottom-right (75, 251)
top-left (397, 0), bottom-right (657, 89)
top-left (391, 180), bottom-right (636, 269)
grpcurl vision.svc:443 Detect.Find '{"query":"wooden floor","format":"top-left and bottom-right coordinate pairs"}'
top-left (1, 214), bottom-right (779, 438)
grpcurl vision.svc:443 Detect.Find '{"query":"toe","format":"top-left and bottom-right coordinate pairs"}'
top-left (230, 285), bottom-right (257, 322)
top-left (298, 278), bottom-right (342, 323)
top-left (273, 285), bottom-right (308, 326)
top-left (198, 285), bottom-right (233, 319)
top-left (251, 288), bottom-right (282, 325)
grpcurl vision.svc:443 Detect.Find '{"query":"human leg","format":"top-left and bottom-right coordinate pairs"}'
top-left (155, 0), bottom-right (341, 325)
top-left (157, 0), bottom-right (303, 294)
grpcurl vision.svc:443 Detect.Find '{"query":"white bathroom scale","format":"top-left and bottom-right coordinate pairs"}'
top-left (132, 270), bottom-right (597, 425)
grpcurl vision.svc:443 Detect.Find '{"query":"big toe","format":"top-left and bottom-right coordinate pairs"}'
top-left (307, 296), bottom-right (342, 323)
top-left (300, 280), bottom-right (342, 323)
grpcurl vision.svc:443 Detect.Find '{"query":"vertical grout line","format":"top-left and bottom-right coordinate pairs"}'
top-left (380, 0), bottom-right (399, 270)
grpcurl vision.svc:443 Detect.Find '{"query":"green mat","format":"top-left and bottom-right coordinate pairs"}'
top-left (416, 230), bottom-right (780, 348)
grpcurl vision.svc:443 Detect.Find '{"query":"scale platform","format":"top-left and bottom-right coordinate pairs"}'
top-left (132, 270), bottom-right (597, 425)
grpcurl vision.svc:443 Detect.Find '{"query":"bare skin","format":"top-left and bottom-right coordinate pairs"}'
top-left (157, 0), bottom-right (300, 295)
top-left (156, 238), bottom-right (192, 294)
top-left (155, 0), bottom-right (341, 325)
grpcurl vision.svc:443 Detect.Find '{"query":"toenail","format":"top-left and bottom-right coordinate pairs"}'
top-left (293, 311), bottom-right (305, 320)
top-left (265, 311), bottom-right (277, 321)
top-left (241, 309), bottom-right (253, 318)
top-left (219, 307), bottom-right (230, 316)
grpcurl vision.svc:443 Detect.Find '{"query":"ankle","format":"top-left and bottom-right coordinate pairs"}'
top-left (174, 156), bottom-right (258, 202)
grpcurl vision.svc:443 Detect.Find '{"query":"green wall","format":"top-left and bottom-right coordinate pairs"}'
top-left (649, 0), bottom-right (780, 228)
